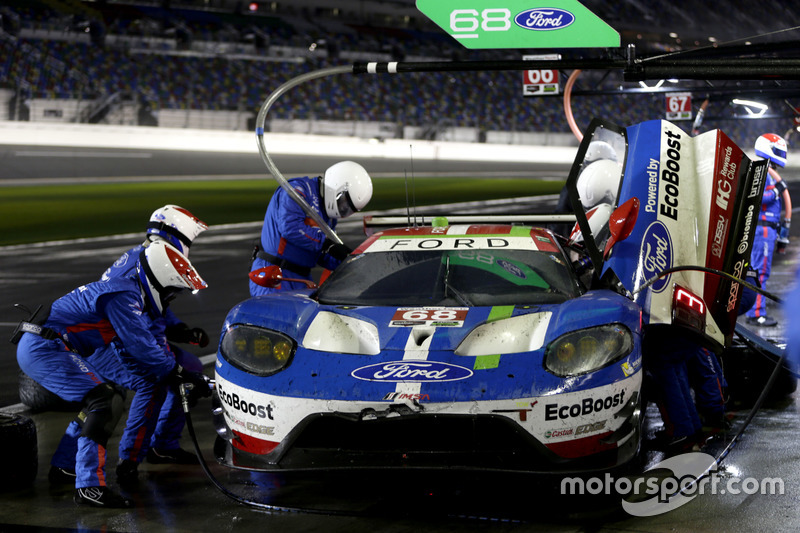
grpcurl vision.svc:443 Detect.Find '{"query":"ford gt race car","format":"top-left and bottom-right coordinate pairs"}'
top-left (212, 117), bottom-right (766, 475)
top-left (215, 221), bottom-right (643, 472)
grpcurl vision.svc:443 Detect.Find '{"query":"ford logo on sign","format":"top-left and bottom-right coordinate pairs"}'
top-left (641, 221), bottom-right (672, 292)
top-left (514, 8), bottom-right (575, 31)
top-left (351, 361), bottom-right (473, 382)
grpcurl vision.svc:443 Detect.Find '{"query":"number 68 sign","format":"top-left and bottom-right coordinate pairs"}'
top-left (415, 0), bottom-right (620, 49)
top-left (391, 307), bottom-right (469, 327)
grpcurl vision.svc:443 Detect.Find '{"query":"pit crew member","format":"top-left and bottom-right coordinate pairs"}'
top-left (100, 205), bottom-right (210, 474)
top-left (48, 205), bottom-right (211, 487)
top-left (746, 133), bottom-right (791, 327)
top-left (14, 241), bottom-right (210, 508)
top-left (249, 161), bottom-right (373, 296)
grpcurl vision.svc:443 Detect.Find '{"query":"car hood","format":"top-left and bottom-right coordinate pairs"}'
top-left (219, 289), bottom-right (641, 402)
top-left (224, 289), bottom-right (640, 355)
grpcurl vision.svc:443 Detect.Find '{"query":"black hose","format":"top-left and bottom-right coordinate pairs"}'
top-left (632, 265), bottom-right (789, 471)
top-left (180, 384), bottom-right (350, 515)
top-left (715, 335), bottom-right (787, 464)
top-left (632, 264), bottom-right (781, 304)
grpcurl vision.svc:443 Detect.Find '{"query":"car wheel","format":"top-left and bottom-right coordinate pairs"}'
top-left (18, 370), bottom-right (80, 413)
top-left (722, 343), bottom-right (798, 407)
top-left (0, 412), bottom-right (38, 489)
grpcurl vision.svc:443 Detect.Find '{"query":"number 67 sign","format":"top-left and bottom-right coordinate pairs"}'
top-left (666, 92), bottom-right (692, 121)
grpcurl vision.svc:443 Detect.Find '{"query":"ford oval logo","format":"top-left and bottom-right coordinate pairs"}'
top-left (497, 259), bottom-right (525, 279)
top-left (351, 361), bottom-right (473, 383)
top-left (641, 221), bottom-right (672, 292)
top-left (514, 8), bottom-right (575, 31)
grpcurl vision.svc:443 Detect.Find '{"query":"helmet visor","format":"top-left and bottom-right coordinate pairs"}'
top-left (161, 286), bottom-right (188, 305)
top-left (335, 190), bottom-right (358, 218)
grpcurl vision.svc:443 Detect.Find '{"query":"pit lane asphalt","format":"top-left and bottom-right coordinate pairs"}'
top-left (2, 157), bottom-right (800, 532)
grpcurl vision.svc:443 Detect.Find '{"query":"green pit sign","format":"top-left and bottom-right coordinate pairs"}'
top-left (416, 0), bottom-right (619, 49)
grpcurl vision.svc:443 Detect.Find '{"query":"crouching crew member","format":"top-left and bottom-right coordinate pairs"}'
top-left (100, 204), bottom-right (210, 476)
top-left (14, 241), bottom-right (210, 508)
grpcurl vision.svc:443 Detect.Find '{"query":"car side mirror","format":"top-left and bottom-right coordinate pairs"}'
top-left (249, 265), bottom-right (318, 290)
top-left (603, 197), bottom-right (640, 260)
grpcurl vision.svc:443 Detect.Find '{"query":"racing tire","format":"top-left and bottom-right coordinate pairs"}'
top-left (721, 344), bottom-right (798, 407)
top-left (0, 412), bottom-right (38, 489)
top-left (18, 370), bottom-right (80, 413)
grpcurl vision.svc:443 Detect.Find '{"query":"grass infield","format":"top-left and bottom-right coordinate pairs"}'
top-left (1, 177), bottom-right (564, 245)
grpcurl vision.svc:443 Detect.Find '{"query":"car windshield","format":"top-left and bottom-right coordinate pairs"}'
top-left (316, 249), bottom-right (581, 306)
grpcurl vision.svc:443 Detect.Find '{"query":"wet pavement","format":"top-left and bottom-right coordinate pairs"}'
top-left (1, 368), bottom-right (799, 532)
top-left (2, 171), bottom-right (800, 532)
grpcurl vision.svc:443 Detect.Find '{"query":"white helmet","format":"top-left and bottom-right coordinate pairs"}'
top-left (576, 159), bottom-right (621, 209)
top-left (754, 133), bottom-right (787, 167)
top-left (147, 205), bottom-right (208, 255)
top-left (585, 140), bottom-right (618, 164)
top-left (569, 202), bottom-right (614, 245)
top-left (137, 240), bottom-right (207, 315)
top-left (322, 161), bottom-right (373, 219)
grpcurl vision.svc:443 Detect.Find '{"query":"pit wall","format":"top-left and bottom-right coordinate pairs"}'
top-left (0, 118), bottom-right (790, 169)
top-left (0, 120), bottom-right (580, 165)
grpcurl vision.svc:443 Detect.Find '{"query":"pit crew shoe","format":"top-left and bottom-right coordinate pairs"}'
top-left (701, 414), bottom-right (732, 432)
top-left (746, 315), bottom-right (778, 327)
top-left (653, 430), bottom-right (703, 454)
top-left (146, 447), bottom-right (198, 465)
top-left (115, 459), bottom-right (139, 485)
top-left (74, 486), bottom-right (133, 508)
top-left (48, 466), bottom-right (77, 485)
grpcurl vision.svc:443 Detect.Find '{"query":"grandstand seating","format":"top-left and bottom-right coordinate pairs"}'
top-left (0, 0), bottom-right (796, 148)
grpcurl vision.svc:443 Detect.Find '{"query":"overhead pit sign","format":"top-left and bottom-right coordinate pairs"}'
top-left (665, 92), bottom-right (693, 121)
top-left (523, 54), bottom-right (561, 95)
top-left (416, 0), bottom-right (620, 49)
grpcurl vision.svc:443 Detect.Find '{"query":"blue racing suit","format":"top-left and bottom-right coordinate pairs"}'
top-left (687, 346), bottom-right (727, 422)
top-left (17, 277), bottom-right (177, 488)
top-left (100, 243), bottom-right (203, 453)
top-left (747, 174), bottom-right (782, 319)
top-left (784, 279), bottom-right (800, 376)
top-left (249, 176), bottom-right (340, 296)
top-left (646, 335), bottom-right (703, 441)
top-left (685, 270), bottom-right (762, 425)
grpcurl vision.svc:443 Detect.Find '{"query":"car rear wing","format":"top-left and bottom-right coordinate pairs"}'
top-left (362, 214), bottom-right (578, 236)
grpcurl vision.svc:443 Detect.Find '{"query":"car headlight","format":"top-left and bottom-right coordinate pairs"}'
top-left (455, 312), bottom-right (552, 356)
top-left (544, 324), bottom-right (632, 377)
top-left (220, 324), bottom-right (296, 376)
top-left (302, 311), bottom-right (380, 355)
